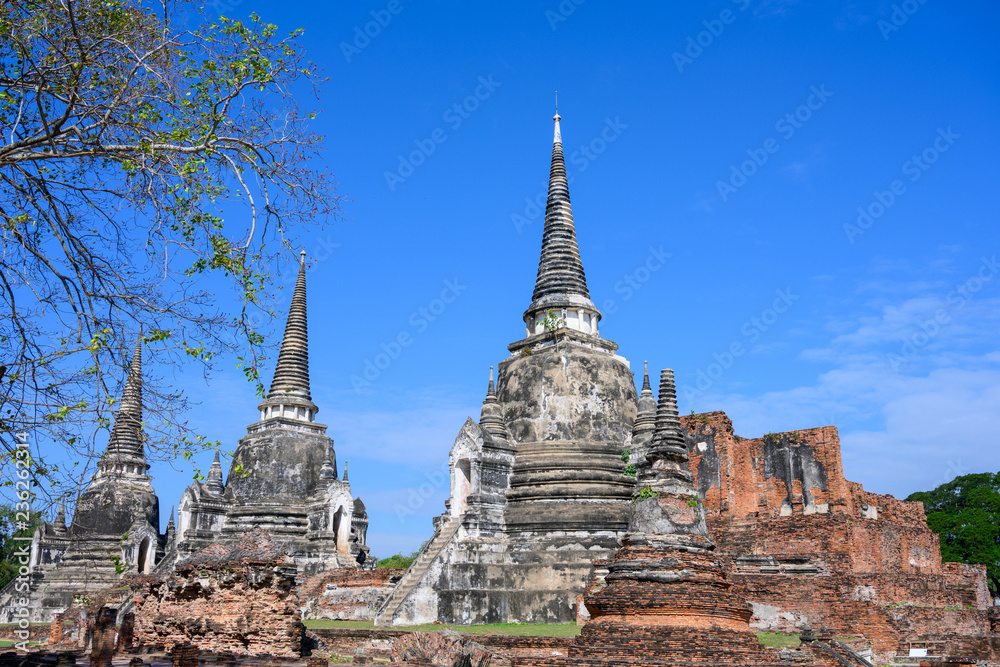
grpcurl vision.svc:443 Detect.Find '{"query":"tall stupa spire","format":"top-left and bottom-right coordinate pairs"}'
top-left (257, 251), bottom-right (319, 426)
top-left (522, 110), bottom-right (602, 339)
top-left (99, 336), bottom-right (148, 477)
top-left (269, 251), bottom-right (311, 400)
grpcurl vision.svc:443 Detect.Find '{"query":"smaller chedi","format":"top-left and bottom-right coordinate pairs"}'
top-left (175, 252), bottom-right (370, 574)
top-left (1, 340), bottom-right (167, 623)
top-left (554, 369), bottom-right (778, 666)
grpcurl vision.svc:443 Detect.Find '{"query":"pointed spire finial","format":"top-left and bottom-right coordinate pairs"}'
top-left (480, 366), bottom-right (508, 439)
top-left (166, 507), bottom-right (176, 542)
top-left (54, 499), bottom-right (67, 534)
top-left (102, 335), bottom-right (146, 474)
top-left (636, 369), bottom-right (698, 497)
top-left (343, 461), bottom-right (349, 483)
top-left (532, 112), bottom-right (589, 300)
top-left (267, 253), bottom-right (312, 401)
top-left (206, 445), bottom-right (225, 495)
top-left (522, 109), bottom-right (601, 339)
top-left (631, 360), bottom-right (657, 454)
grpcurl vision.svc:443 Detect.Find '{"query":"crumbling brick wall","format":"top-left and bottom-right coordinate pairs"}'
top-left (46, 606), bottom-right (87, 649)
top-left (130, 530), bottom-right (302, 657)
top-left (679, 411), bottom-right (995, 654)
top-left (294, 567), bottom-right (402, 620)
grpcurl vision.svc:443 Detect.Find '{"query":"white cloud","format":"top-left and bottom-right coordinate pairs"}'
top-left (691, 254), bottom-right (1000, 498)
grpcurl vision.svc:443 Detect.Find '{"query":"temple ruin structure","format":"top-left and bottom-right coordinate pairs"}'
top-left (679, 410), bottom-right (997, 656)
top-left (374, 111), bottom-right (997, 661)
top-left (0, 341), bottom-right (165, 623)
top-left (376, 112), bottom-right (638, 625)
top-left (175, 253), bottom-right (370, 574)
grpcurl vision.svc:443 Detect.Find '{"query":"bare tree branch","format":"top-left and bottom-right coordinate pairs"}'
top-left (0, 0), bottom-right (340, 508)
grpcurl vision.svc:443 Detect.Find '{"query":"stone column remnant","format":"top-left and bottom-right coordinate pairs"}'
top-left (89, 607), bottom-right (117, 667)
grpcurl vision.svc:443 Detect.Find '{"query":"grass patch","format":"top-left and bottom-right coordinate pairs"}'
top-left (306, 620), bottom-right (374, 629)
top-left (303, 620), bottom-right (581, 637)
top-left (755, 632), bottom-right (801, 649)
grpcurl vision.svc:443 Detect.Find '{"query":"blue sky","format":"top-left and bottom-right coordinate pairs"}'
top-left (114, 0), bottom-right (1000, 558)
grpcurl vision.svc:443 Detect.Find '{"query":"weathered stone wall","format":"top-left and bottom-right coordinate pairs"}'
top-left (309, 627), bottom-right (573, 664)
top-left (295, 568), bottom-right (401, 620)
top-left (131, 531), bottom-right (302, 657)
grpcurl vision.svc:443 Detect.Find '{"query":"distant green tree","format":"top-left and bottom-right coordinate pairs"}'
top-left (906, 472), bottom-right (1000, 593)
top-left (0, 503), bottom-right (44, 589)
top-left (376, 551), bottom-right (419, 570)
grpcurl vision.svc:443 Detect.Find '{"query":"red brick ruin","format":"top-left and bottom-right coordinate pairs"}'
top-left (678, 409), bottom-right (998, 661)
top-left (130, 530), bottom-right (303, 657)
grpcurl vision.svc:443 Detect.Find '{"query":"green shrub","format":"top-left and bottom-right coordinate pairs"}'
top-left (377, 551), bottom-right (419, 569)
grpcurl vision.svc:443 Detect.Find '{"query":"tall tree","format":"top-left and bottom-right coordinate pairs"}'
top-left (907, 472), bottom-right (1000, 594)
top-left (0, 0), bottom-right (338, 504)
top-left (0, 503), bottom-right (44, 589)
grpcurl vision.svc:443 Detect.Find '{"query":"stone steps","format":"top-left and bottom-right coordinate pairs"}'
top-left (374, 516), bottom-right (462, 625)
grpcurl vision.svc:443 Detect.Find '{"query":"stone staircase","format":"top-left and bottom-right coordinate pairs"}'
top-left (807, 641), bottom-right (874, 667)
top-left (374, 515), bottom-right (462, 626)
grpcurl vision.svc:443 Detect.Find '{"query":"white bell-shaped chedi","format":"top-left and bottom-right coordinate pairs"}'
top-left (376, 114), bottom-right (636, 627)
